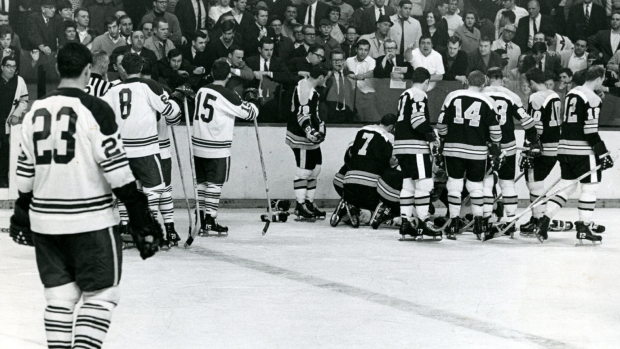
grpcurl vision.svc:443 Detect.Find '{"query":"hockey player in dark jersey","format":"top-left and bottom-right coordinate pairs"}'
top-left (394, 68), bottom-right (443, 241)
top-left (533, 66), bottom-right (614, 243)
top-left (436, 70), bottom-right (502, 240)
top-left (287, 64), bottom-right (330, 221)
top-left (520, 68), bottom-right (562, 235)
top-left (330, 113), bottom-right (397, 227)
top-left (10, 43), bottom-right (162, 349)
top-left (481, 68), bottom-right (540, 239)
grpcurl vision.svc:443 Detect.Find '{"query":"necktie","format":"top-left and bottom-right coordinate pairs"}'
top-left (307, 5), bottom-right (313, 25)
top-left (263, 60), bottom-right (269, 71)
top-left (386, 58), bottom-right (393, 71)
top-left (160, 41), bottom-right (166, 60)
top-left (532, 18), bottom-right (538, 34)
top-left (197, 0), bottom-right (202, 30)
top-left (585, 5), bottom-right (590, 27)
top-left (400, 18), bottom-right (405, 55)
top-left (379, 7), bottom-right (383, 18)
top-left (538, 61), bottom-right (542, 70)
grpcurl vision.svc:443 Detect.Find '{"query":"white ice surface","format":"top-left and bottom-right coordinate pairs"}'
top-left (1, 208), bottom-right (619, 349)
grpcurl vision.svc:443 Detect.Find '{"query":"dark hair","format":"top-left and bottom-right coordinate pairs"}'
top-left (356, 38), bottom-right (370, 49)
top-left (141, 21), bottom-right (152, 31)
top-left (544, 70), bottom-right (556, 82)
top-left (0, 10), bottom-right (8, 17)
top-left (212, 60), bottom-right (231, 81)
top-left (574, 36), bottom-right (588, 45)
top-left (525, 68), bottom-right (545, 84)
top-left (63, 20), bottom-right (77, 31)
top-left (399, 0), bottom-right (412, 7)
top-left (572, 70), bottom-right (587, 85)
top-left (436, 0), bottom-right (449, 7)
top-left (259, 37), bottom-right (275, 49)
top-left (448, 35), bottom-right (461, 45)
top-left (463, 10), bottom-right (477, 22)
top-left (303, 24), bottom-right (315, 34)
top-left (329, 5), bottom-right (341, 15)
top-left (141, 57), bottom-right (154, 76)
top-left (586, 65), bottom-right (605, 82)
top-left (412, 67), bottom-right (431, 83)
top-left (119, 15), bottom-right (132, 24)
top-left (309, 63), bottom-right (329, 79)
top-left (253, 5), bottom-right (269, 17)
top-left (558, 67), bottom-right (573, 77)
top-left (268, 16), bottom-right (281, 26)
top-left (56, 0), bottom-right (72, 13)
top-left (167, 48), bottom-right (183, 61)
top-left (74, 7), bottom-right (89, 18)
top-left (153, 16), bottom-right (168, 30)
top-left (531, 41), bottom-right (547, 54)
top-left (486, 67), bottom-right (503, 80)
top-left (308, 44), bottom-right (325, 54)
top-left (319, 18), bottom-right (331, 27)
top-left (0, 24), bottom-right (12, 38)
top-left (121, 52), bottom-right (143, 75)
top-left (193, 30), bottom-right (207, 41)
top-left (380, 113), bottom-right (397, 126)
top-left (501, 10), bottom-right (515, 23)
top-left (419, 34), bottom-right (432, 45)
top-left (227, 44), bottom-right (243, 56)
top-left (346, 25), bottom-right (358, 33)
top-left (104, 16), bottom-right (118, 29)
top-left (220, 19), bottom-right (236, 33)
top-left (541, 25), bottom-right (555, 38)
top-left (331, 48), bottom-right (344, 58)
top-left (57, 43), bottom-right (93, 79)
top-left (467, 70), bottom-right (486, 87)
top-left (480, 36), bottom-right (492, 45)
top-left (1, 56), bottom-right (15, 66)
top-left (110, 50), bottom-right (124, 68)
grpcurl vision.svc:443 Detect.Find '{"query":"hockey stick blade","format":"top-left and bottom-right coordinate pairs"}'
top-left (262, 220), bottom-right (270, 235)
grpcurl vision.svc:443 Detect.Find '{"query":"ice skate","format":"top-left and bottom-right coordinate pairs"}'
top-left (370, 204), bottom-right (394, 230)
top-left (549, 220), bottom-right (574, 232)
top-left (519, 216), bottom-right (539, 236)
top-left (164, 223), bottom-right (181, 247)
top-left (306, 200), bottom-right (326, 219)
top-left (398, 217), bottom-right (421, 241)
top-left (485, 222), bottom-right (516, 240)
top-left (587, 221), bottom-right (605, 233)
top-left (330, 199), bottom-right (347, 227)
top-left (575, 221), bottom-right (603, 246)
top-left (533, 216), bottom-right (550, 243)
top-left (369, 202), bottom-right (385, 230)
top-left (446, 217), bottom-right (460, 240)
top-left (294, 202), bottom-right (316, 222)
top-left (473, 216), bottom-right (485, 241)
top-left (344, 203), bottom-right (361, 228)
top-left (416, 217), bottom-right (443, 241)
top-left (434, 215), bottom-right (448, 228)
top-left (199, 214), bottom-right (229, 237)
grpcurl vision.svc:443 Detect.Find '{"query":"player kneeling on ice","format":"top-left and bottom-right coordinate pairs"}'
top-left (10, 43), bottom-right (163, 349)
top-left (531, 66), bottom-right (613, 244)
top-left (330, 113), bottom-right (398, 228)
top-left (192, 61), bottom-right (259, 236)
top-left (286, 64), bottom-right (330, 221)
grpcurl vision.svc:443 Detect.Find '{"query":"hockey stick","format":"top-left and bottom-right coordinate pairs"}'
top-left (253, 117), bottom-right (272, 235)
top-left (169, 126), bottom-right (193, 240)
top-left (182, 99), bottom-right (202, 248)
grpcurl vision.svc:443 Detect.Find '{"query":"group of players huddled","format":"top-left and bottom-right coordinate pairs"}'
top-left (296, 65), bottom-right (614, 244)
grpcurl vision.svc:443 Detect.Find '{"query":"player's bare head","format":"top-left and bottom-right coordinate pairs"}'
top-left (380, 113), bottom-right (397, 128)
top-left (585, 66), bottom-right (605, 89)
top-left (486, 67), bottom-right (503, 82)
top-left (309, 63), bottom-right (329, 80)
top-left (572, 70), bottom-right (587, 86)
top-left (525, 67), bottom-right (545, 84)
top-left (412, 67), bottom-right (430, 85)
top-left (211, 60), bottom-right (231, 81)
top-left (467, 70), bottom-right (487, 88)
top-left (121, 53), bottom-right (143, 75)
top-left (57, 42), bottom-right (92, 79)
top-left (91, 50), bottom-right (110, 75)
top-left (140, 57), bottom-right (154, 78)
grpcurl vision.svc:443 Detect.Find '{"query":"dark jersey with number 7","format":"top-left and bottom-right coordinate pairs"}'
top-left (346, 125), bottom-right (394, 181)
top-left (437, 90), bottom-right (502, 160)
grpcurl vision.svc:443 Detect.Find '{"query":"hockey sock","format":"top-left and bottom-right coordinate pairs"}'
top-left (499, 179), bottom-right (517, 219)
top-left (159, 184), bottom-right (174, 223)
top-left (482, 175), bottom-right (494, 218)
top-left (578, 183), bottom-right (598, 224)
top-left (117, 202), bottom-right (128, 224)
top-left (446, 177), bottom-right (464, 219)
top-left (74, 286), bottom-right (119, 349)
top-left (400, 178), bottom-right (415, 219)
top-left (143, 185), bottom-right (164, 217)
top-left (414, 178), bottom-right (433, 221)
top-left (43, 283), bottom-right (81, 349)
top-left (204, 182), bottom-right (223, 217)
top-left (294, 179), bottom-right (308, 204)
top-left (545, 180), bottom-right (578, 220)
top-left (466, 180), bottom-right (484, 217)
top-left (527, 181), bottom-right (546, 218)
top-left (306, 178), bottom-right (317, 202)
top-left (197, 183), bottom-right (208, 212)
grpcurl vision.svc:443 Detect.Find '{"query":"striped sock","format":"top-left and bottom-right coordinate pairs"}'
top-left (294, 178), bottom-right (308, 204)
top-left (204, 183), bottom-right (223, 217)
top-left (73, 301), bottom-right (115, 349)
top-left (117, 202), bottom-right (128, 224)
top-left (306, 179), bottom-right (317, 202)
top-left (44, 303), bottom-right (75, 349)
top-left (143, 186), bottom-right (164, 218)
top-left (159, 185), bottom-right (174, 223)
top-left (197, 183), bottom-right (207, 212)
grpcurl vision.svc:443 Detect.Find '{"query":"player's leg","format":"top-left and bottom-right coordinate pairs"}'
top-left (482, 171), bottom-right (495, 228)
top-left (522, 156), bottom-right (557, 234)
top-left (292, 148), bottom-right (315, 220)
top-left (305, 148), bottom-right (326, 218)
top-left (330, 165), bottom-right (348, 226)
top-left (158, 156), bottom-right (179, 245)
top-left (194, 156), bottom-right (209, 234)
top-left (465, 158), bottom-right (486, 240)
top-left (396, 155), bottom-right (418, 238)
top-left (372, 167), bottom-right (403, 229)
top-left (128, 155), bottom-right (165, 218)
top-left (202, 157), bottom-right (230, 234)
top-left (445, 157), bottom-right (466, 240)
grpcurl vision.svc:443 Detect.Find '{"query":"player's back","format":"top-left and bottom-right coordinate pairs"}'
top-left (528, 89), bottom-right (562, 156)
top-left (394, 87), bottom-right (431, 155)
top-left (18, 88), bottom-right (134, 234)
top-left (348, 125), bottom-right (394, 175)
top-left (287, 80), bottom-right (322, 150)
top-left (437, 90), bottom-right (501, 160)
top-left (559, 85), bottom-right (601, 156)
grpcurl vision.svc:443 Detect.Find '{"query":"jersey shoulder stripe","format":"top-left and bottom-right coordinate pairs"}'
top-left (402, 87), bottom-right (428, 102)
top-left (360, 124), bottom-right (394, 143)
top-left (567, 86), bottom-right (601, 107)
top-left (443, 89), bottom-right (496, 110)
top-left (204, 84), bottom-right (243, 106)
top-left (483, 86), bottom-right (523, 107)
top-left (529, 90), bottom-right (560, 109)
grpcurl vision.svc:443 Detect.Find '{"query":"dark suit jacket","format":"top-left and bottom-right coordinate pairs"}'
top-left (422, 22), bottom-right (449, 53)
top-left (27, 13), bottom-right (60, 51)
top-left (441, 50), bottom-right (468, 80)
top-left (157, 58), bottom-right (196, 89)
top-left (373, 54), bottom-right (413, 79)
top-left (298, 1), bottom-right (331, 28)
top-left (356, 6), bottom-right (397, 35)
top-left (209, 38), bottom-right (243, 59)
top-left (246, 55), bottom-right (293, 85)
top-left (466, 50), bottom-right (503, 75)
top-left (341, 42), bottom-right (357, 58)
top-left (588, 29), bottom-right (620, 64)
top-left (515, 15), bottom-right (556, 52)
top-left (175, 0), bottom-right (210, 39)
top-left (112, 45), bottom-right (160, 80)
top-left (523, 53), bottom-right (562, 78)
top-left (222, 9), bottom-right (254, 32)
top-left (240, 23), bottom-right (277, 57)
top-left (263, 0), bottom-right (293, 21)
top-left (180, 44), bottom-right (217, 78)
top-left (566, 3), bottom-right (607, 42)
top-left (293, 44), bottom-right (310, 58)
top-left (288, 57), bottom-right (314, 77)
top-left (273, 34), bottom-right (294, 62)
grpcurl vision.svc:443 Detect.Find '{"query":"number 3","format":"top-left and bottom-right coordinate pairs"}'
top-left (33, 107), bottom-right (78, 165)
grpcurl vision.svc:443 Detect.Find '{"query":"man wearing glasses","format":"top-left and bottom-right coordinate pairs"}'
top-left (269, 17), bottom-right (294, 61)
top-left (141, 0), bottom-right (184, 46)
top-left (292, 24), bottom-right (306, 49)
top-left (373, 38), bottom-right (413, 79)
top-left (0, 57), bottom-right (28, 188)
top-left (289, 44), bottom-right (325, 79)
top-left (293, 24), bottom-right (318, 57)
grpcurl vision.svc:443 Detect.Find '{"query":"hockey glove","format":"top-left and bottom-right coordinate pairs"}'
top-left (489, 143), bottom-right (503, 171)
top-left (10, 192), bottom-right (34, 246)
top-left (519, 150), bottom-right (534, 172)
top-left (594, 142), bottom-right (614, 170)
top-left (242, 88), bottom-right (259, 105)
top-left (529, 138), bottom-right (543, 158)
top-left (304, 125), bottom-right (324, 144)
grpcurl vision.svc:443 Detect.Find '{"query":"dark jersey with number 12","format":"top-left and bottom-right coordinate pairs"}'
top-left (559, 86), bottom-right (603, 156)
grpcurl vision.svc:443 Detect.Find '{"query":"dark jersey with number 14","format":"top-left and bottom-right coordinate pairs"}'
top-left (559, 86), bottom-right (603, 156)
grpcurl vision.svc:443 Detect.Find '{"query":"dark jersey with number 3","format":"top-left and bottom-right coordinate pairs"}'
top-left (558, 86), bottom-right (603, 156)
top-left (527, 90), bottom-right (562, 157)
top-left (17, 88), bottom-right (136, 235)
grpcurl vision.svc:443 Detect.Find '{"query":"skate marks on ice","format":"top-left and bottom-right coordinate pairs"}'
top-left (186, 246), bottom-right (575, 349)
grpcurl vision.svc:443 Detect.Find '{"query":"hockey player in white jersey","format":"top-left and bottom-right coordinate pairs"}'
top-left (10, 43), bottom-right (162, 349)
top-left (102, 53), bottom-right (182, 245)
top-left (192, 60), bottom-right (259, 235)
top-left (85, 50), bottom-right (113, 97)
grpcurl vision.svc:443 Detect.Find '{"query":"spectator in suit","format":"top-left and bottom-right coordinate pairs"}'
top-left (157, 48), bottom-right (195, 88)
top-left (228, 0), bottom-right (253, 32)
top-left (407, 35), bottom-right (444, 84)
top-left (0, 11), bottom-right (22, 52)
top-left (246, 37), bottom-right (293, 87)
top-left (373, 37), bottom-right (412, 78)
top-left (560, 37), bottom-right (590, 72)
top-left (27, 0), bottom-right (60, 53)
top-left (292, 23), bottom-right (305, 48)
top-left (299, 0), bottom-right (331, 28)
top-left (441, 35), bottom-right (467, 82)
top-left (515, 0), bottom-right (555, 52)
top-left (0, 25), bottom-right (20, 71)
top-left (269, 16), bottom-right (294, 61)
top-left (112, 30), bottom-right (159, 79)
top-left (492, 24), bottom-right (520, 71)
top-left (328, 0), bottom-right (354, 27)
top-left (357, 0), bottom-right (396, 35)
top-left (208, 19), bottom-right (239, 58)
top-left (323, 49), bottom-right (356, 122)
top-left (209, 0), bottom-right (232, 25)
top-left (316, 18), bottom-right (341, 63)
top-left (118, 15), bottom-right (133, 44)
top-left (218, 44), bottom-right (254, 91)
top-left (566, 0), bottom-right (607, 41)
top-left (494, 0), bottom-right (528, 38)
top-left (141, 0), bottom-right (184, 46)
top-left (91, 16), bottom-right (126, 54)
top-left (240, 5), bottom-right (276, 57)
top-left (293, 24), bottom-right (317, 57)
top-left (359, 14), bottom-right (392, 59)
top-left (209, 13), bottom-right (243, 42)
top-left (389, 0), bottom-right (422, 55)
top-left (328, 5), bottom-right (347, 43)
top-left (175, 0), bottom-right (208, 42)
top-left (144, 16), bottom-right (176, 60)
top-left (262, 0), bottom-right (293, 21)
top-left (142, 21), bottom-right (154, 39)
top-left (467, 36), bottom-right (503, 74)
top-left (542, 26), bottom-right (573, 52)
top-left (88, 0), bottom-right (124, 35)
top-left (288, 43), bottom-right (324, 78)
top-left (523, 41), bottom-right (562, 76)
top-left (74, 8), bottom-right (96, 48)
top-left (351, 0), bottom-right (373, 34)
top-left (181, 30), bottom-right (215, 79)
top-left (282, 4), bottom-right (298, 39)
top-left (453, 10), bottom-right (480, 54)
top-left (341, 25), bottom-right (358, 57)
top-left (444, 0), bottom-right (463, 36)
top-left (422, 8), bottom-right (448, 52)
top-left (587, 12), bottom-right (620, 64)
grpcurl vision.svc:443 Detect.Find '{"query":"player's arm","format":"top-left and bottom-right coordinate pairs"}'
top-left (145, 82), bottom-right (182, 121)
top-left (581, 98), bottom-right (613, 169)
top-left (295, 90), bottom-right (323, 143)
top-left (11, 123), bottom-right (36, 245)
top-left (512, 102), bottom-right (538, 144)
top-left (485, 104), bottom-right (502, 162)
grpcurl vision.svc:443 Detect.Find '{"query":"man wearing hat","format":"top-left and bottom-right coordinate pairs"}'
top-left (492, 24), bottom-right (521, 71)
top-left (358, 14), bottom-right (392, 59)
top-left (27, 0), bottom-right (60, 53)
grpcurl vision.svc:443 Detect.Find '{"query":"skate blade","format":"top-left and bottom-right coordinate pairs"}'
top-left (398, 235), bottom-right (425, 242)
top-left (199, 232), bottom-right (229, 237)
top-left (574, 239), bottom-right (602, 246)
top-left (294, 217), bottom-right (317, 222)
